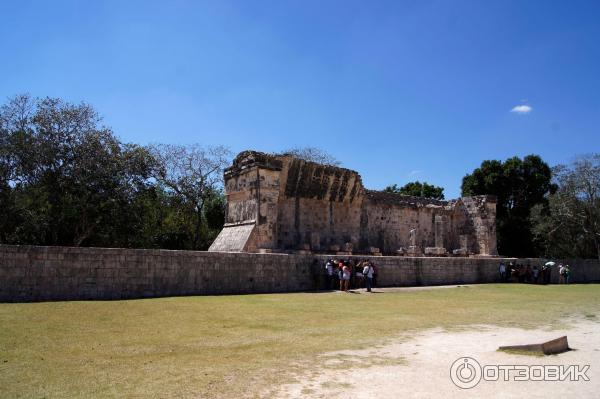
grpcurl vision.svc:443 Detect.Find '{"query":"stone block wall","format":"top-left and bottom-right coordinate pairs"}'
top-left (315, 256), bottom-right (600, 286)
top-left (1, 245), bottom-right (600, 302)
top-left (360, 193), bottom-right (448, 253)
top-left (0, 245), bottom-right (315, 302)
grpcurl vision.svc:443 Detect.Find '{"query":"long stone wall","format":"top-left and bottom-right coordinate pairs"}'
top-left (1, 245), bottom-right (599, 302)
top-left (0, 245), bottom-right (315, 302)
top-left (315, 255), bottom-right (600, 287)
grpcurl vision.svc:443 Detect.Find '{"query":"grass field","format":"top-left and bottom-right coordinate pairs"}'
top-left (1, 284), bottom-right (599, 398)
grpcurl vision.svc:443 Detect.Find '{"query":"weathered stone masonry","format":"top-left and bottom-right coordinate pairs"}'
top-left (0, 245), bottom-right (315, 301)
top-left (1, 245), bottom-right (599, 302)
top-left (209, 151), bottom-right (498, 256)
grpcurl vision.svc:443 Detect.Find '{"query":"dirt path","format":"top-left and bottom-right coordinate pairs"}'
top-left (273, 317), bottom-right (600, 398)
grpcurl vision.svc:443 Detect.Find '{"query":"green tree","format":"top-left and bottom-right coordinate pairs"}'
top-left (205, 189), bottom-right (226, 231)
top-left (384, 181), bottom-right (445, 200)
top-left (0, 95), bottom-right (159, 247)
top-left (150, 144), bottom-right (231, 250)
top-left (0, 94), bottom-right (230, 250)
top-left (461, 155), bottom-right (554, 257)
top-left (531, 154), bottom-right (600, 259)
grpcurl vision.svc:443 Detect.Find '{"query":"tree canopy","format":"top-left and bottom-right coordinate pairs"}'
top-left (149, 144), bottom-right (230, 249)
top-left (384, 181), bottom-right (445, 200)
top-left (0, 95), bottom-right (227, 250)
top-left (461, 154), bottom-right (554, 257)
top-left (531, 154), bottom-right (600, 259)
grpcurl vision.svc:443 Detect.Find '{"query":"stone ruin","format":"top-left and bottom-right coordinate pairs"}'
top-left (209, 151), bottom-right (498, 257)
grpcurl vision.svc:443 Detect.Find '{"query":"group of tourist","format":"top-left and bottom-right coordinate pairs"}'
top-left (324, 259), bottom-right (378, 292)
top-left (558, 264), bottom-right (572, 284)
top-left (498, 261), bottom-right (572, 284)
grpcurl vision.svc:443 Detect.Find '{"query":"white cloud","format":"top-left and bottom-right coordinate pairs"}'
top-left (510, 104), bottom-right (532, 114)
top-left (410, 170), bottom-right (423, 175)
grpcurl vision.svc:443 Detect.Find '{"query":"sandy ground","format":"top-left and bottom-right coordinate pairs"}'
top-left (272, 295), bottom-right (600, 398)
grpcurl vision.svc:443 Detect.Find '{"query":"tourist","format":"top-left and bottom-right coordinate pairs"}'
top-left (356, 260), bottom-right (366, 287)
top-left (565, 264), bottom-right (571, 285)
top-left (559, 264), bottom-right (565, 284)
top-left (348, 259), bottom-right (355, 289)
top-left (361, 259), bottom-right (370, 288)
top-left (508, 262), bottom-right (515, 282)
top-left (342, 264), bottom-right (351, 291)
top-left (363, 261), bottom-right (374, 292)
top-left (542, 264), bottom-right (552, 284)
top-left (499, 261), bottom-right (506, 282)
top-left (338, 261), bottom-right (344, 291)
top-left (325, 259), bottom-right (334, 290)
top-left (532, 265), bottom-right (539, 284)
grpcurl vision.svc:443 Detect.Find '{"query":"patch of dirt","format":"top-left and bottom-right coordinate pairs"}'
top-left (272, 318), bottom-right (600, 398)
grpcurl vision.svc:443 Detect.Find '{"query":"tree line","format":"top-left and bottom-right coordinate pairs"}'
top-left (0, 95), bottom-right (228, 250)
top-left (1, 95), bottom-right (598, 258)
top-left (386, 154), bottom-right (599, 259)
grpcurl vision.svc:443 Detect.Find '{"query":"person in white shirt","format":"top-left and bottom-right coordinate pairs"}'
top-left (363, 262), bottom-right (374, 292)
top-left (341, 265), bottom-right (351, 291)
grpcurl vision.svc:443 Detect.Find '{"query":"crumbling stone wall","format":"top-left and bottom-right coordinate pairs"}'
top-left (461, 196), bottom-right (498, 255)
top-left (361, 191), bottom-right (452, 253)
top-left (277, 158), bottom-right (363, 251)
top-left (210, 151), bottom-right (498, 256)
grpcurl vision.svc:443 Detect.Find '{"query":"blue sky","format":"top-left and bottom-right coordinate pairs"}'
top-left (1, 0), bottom-right (599, 198)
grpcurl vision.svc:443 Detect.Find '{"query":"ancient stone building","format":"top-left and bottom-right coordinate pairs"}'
top-left (209, 151), bottom-right (498, 256)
